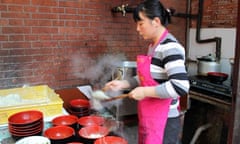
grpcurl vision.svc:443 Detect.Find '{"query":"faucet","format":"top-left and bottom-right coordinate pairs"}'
top-left (111, 4), bottom-right (134, 16)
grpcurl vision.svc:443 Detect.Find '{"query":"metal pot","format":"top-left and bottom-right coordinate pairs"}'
top-left (197, 54), bottom-right (220, 76)
top-left (112, 61), bottom-right (136, 80)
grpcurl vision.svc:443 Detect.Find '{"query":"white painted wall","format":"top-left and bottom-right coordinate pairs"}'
top-left (187, 28), bottom-right (236, 84)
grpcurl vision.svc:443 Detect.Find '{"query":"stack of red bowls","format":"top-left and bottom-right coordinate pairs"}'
top-left (8, 110), bottom-right (44, 140)
top-left (67, 99), bottom-right (91, 118)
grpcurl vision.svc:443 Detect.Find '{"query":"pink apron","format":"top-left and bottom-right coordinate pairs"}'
top-left (137, 55), bottom-right (172, 144)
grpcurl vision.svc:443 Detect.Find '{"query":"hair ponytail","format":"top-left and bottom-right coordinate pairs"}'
top-left (133, 0), bottom-right (174, 26)
top-left (165, 8), bottom-right (175, 25)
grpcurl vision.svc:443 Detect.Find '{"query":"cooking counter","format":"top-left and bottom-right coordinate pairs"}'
top-left (0, 87), bottom-right (132, 143)
top-left (189, 90), bottom-right (232, 110)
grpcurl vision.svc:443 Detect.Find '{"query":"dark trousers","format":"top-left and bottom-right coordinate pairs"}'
top-left (163, 116), bottom-right (182, 144)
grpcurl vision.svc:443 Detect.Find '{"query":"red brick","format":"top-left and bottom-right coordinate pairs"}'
top-left (0, 5), bottom-right (7, 11)
top-left (32, 27), bottom-right (58, 34)
top-left (9, 19), bottom-right (23, 26)
top-left (0, 19), bottom-right (9, 26)
top-left (25, 35), bottom-right (38, 41)
top-left (2, 27), bottom-right (31, 34)
top-left (52, 20), bottom-right (64, 26)
top-left (32, 13), bottom-right (58, 19)
top-left (59, 27), bottom-right (83, 34)
top-left (59, 1), bottom-right (83, 8)
top-left (24, 6), bottom-right (37, 13)
top-left (0, 50), bottom-right (9, 56)
top-left (1, 0), bottom-right (30, 5)
top-left (2, 12), bottom-right (30, 19)
top-left (8, 5), bottom-right (23, 12)
top-left (65, 8), bottom-right (78, 15)
top-left (9, 35), bottom-right (24, 41)
top-left (31, 0), bottom-right (58, 7)
top-left (2, 42), bottom-right (31, 49)
top-left (0, 35), bottom-right (8, 41)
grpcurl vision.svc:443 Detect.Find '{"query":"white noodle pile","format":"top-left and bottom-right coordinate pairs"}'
top-left (92, 90), bottom-right (110, 100)
top-left (0, 94), bottom-right (22, 107)
top-left (90, 98), bottom-right (104, 111)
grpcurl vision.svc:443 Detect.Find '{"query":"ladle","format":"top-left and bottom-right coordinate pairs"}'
top-left (102, 94), bottom-right (129, 102)
top-left (92, 90), bottom-right (129, 102)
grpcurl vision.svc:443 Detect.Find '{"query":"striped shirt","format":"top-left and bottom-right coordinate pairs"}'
top-left (128, 33), bottom-right (190, 117)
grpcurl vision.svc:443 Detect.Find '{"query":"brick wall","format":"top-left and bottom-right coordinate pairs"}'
top-left (191, 0), bottom-right (238, 27)
top-left (0, 0), bottom-right (237, 89)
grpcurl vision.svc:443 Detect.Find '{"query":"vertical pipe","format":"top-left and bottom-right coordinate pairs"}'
top-left (185, 0), bottom-right (192, 59)
top-left (196, 0), bottom-right (222, 61)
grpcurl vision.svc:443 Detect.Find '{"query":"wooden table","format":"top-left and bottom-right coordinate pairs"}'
top-left (55, 88), bottom-right (88, 110)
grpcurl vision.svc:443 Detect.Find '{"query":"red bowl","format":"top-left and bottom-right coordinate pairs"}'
top-left (10, 127), bottom-right (43, 136)
top-left (207, 72), bottom-right (228, 83)
top-left (78, 116), bottom-right (105, 127)
top-left (52, 115), bottom-right (78, 126)
top-left (9, 119), bottom-right (43, 129)
top-left (11, 131), bottom-right (43, 141)
top-left (9, 123), bottom-right (43, 132)
top-left (44, 126), bottom-right (75, 140)
top-left (67, 107), bottom-right (90, 114)
top-left (94, 136), bottom-right (128, 144)
top-left (69, 99), bottom-right (90, 110)
top-left (67, 108), bottom-right (90, 117)
top-left (8, 110), bottom-right (43, 125)
top-left (78, 125), bottom-right (109, 139)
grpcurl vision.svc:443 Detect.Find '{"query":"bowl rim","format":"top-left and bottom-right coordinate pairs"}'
top-left (44, 125), bottom-right (75, 140)
top-left (78, 115), bottom-right (105, 126)
top-left (10, 128), bottom-right (43, 136)
top-left (69, 99), bottom-right (90, 108)
top-left (9, 123), bottom-right (43, 132)
top-left (52, 115), bottom-right (78, 126)
top-left (8, 110), bottom-right (43, 125)
top-left (94, 136), bottom-right (128, 144)
top-left (15, 136), bottom-right (50, 144)
top-left (78, 125), bottom-right (109, 139)
top-left (9, 119), bottom-right (43, 129)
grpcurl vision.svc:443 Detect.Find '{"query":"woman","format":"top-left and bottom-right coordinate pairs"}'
top-left (105, 0), bottom-right (190, 143)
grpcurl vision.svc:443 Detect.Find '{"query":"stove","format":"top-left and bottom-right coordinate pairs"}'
top-left (189, 76), bottom-right (232, 100)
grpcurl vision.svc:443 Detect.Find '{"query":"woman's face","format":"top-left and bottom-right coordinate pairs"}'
top-left (136, 12), bottom-right (157, 40)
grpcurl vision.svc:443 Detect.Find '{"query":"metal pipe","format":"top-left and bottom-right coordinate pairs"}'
top-left (111, 4), bottom-right (135, 16)
top-left (185, 0), bottom-right (192, 60)
top-left (196, 0), bottom-right (222, 61)
top-left (190, 123), bottom-right (212, 144)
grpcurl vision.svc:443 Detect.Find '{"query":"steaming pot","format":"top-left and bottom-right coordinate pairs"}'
top-left (112, 61), bottom-right (136, 80)
top-left (197, 54), bottom-right (220, 76)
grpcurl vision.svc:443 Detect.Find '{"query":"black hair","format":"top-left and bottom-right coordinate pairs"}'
top-left (133, 0), bottom-right (173, 26)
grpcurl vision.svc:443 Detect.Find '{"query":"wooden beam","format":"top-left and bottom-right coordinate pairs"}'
top-left (228, 0), bottom-right (240, 143)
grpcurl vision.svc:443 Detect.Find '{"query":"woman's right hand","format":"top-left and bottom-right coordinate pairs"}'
top-left (104, 80), bottom-right (130, 91)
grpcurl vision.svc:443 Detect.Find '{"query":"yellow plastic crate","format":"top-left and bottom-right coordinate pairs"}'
top-left (0, 85), bottom-right (63, 125)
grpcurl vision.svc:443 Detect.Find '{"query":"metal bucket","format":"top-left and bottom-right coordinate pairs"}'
top-left (112, 61), bottom-right (136, 80)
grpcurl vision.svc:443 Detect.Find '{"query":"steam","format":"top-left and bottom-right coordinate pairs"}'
top-left (71, 53), bottom-right (126, 89)
top-left (70, 53), bottom-right (127, 115)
